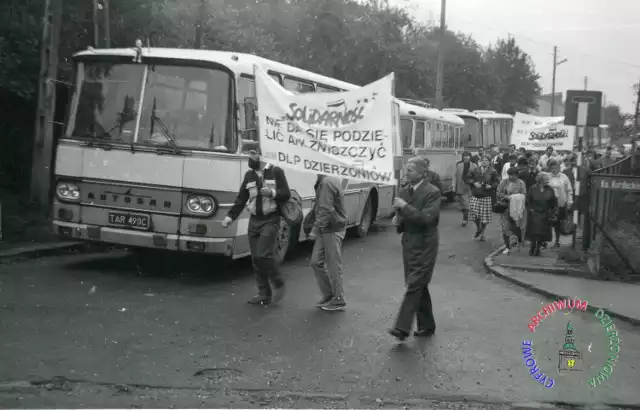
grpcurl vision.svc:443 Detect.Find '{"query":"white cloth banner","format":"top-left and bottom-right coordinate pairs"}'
top-left (510, 112), bottom-right (575, 151)
top-left (254, 65), bottom-right (396, 184)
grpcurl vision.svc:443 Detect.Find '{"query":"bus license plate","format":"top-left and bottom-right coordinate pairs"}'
top-left (108, 212), bottom-right (150, 230)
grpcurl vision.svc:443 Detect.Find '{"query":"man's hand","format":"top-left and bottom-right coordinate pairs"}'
top-left (260, 188), bottom-right (273, 197)
top-left (474, 182), bottom-right (482, 188)
top-left (221, 216), bottom-right (232, 228)
top-left (309, 226), bottom-right (319, 240)
top-left (393, 197), bottom-right (407, 209)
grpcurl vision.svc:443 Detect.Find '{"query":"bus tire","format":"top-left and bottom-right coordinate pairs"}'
top-left (273, 217), bottom-right (294, 266)
top-left (353, 194), bottom-right (374, 238)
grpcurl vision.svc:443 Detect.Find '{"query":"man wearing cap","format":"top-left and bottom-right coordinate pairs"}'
top-left (389, 157), bottom-right (440, 341)
top-left (222, 149), bottom-right (291, 305)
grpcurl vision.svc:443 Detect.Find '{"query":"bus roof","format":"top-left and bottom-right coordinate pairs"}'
top-left (473, 110), bottom-right (513, 119)
top-left (398, 102), bottom-right (464, 125)
top-left (74, 47), bottom-right (360, 91)
top-left (442, 108), bottom-right (479, 120)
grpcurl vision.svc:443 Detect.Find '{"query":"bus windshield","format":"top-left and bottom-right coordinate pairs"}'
top-left (67, 61), bottom-right (233, 152)
top-left (460, 116), bottom-right (481, 147)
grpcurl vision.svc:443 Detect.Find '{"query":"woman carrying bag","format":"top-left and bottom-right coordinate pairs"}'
top-left (495, 167), bottom-right (527, 255)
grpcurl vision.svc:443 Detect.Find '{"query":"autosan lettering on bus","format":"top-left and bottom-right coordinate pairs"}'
top-left (522, 340), bottom-right (554, 388)
top-left (528, 298), bottom-right (589, 332)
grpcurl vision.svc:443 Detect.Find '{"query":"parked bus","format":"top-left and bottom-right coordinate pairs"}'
top-left (52, 45), bottom-right (409, 266)
top-left (442, 109), bottom-right (513, 151)
top-left (399, 105), bottom-right (465, 198)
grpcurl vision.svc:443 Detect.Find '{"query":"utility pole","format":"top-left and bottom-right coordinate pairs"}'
top-left (551, 46), bottom-right (557, 116)
top-left (30, 0), bottom-right (62, 211)
top-left (550, 46), bottom-right (567, 116)
top-left (435, 0), bottom-right (446, 109)
top-left (194, 0), bottom-right (206, 49)
top-left (584, 76), bottom-right (588, 90)
top-left (103, 0), bottom-right (111, 48)
top-left (93, 0), bottom-right (99, 47)
top-left (634, 79), bottom-right (640, 130)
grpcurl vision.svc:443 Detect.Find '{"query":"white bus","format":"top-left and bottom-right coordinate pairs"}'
top-left (443, 109), bottom-right (513, 151)
top-left (53, 45), bottom-right (411, 266)
top-left (399, 105), bottom-right (465, 198)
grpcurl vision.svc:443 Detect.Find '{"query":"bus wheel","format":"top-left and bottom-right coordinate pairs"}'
top-left (273, 217), bottom-right (292, 266)
top-left (354, 195), bottom-right (373, 238)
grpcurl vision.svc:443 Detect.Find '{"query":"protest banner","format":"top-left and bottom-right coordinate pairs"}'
top-left (254, 65), bottom-right (396, 184)
top-left (510, 112), bottom-right (576, 151)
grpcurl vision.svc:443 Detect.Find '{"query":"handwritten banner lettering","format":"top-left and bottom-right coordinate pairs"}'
top-left (511, 112), bottom-right (576, 151)
top-left (254, 65), bottom-right (396, 184)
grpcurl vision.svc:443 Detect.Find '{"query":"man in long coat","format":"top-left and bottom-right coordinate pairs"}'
top-left (389, 158), bottom-right (440, 341)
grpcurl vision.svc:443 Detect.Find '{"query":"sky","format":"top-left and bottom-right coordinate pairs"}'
top-left (388, 0), bottom-right (640, 113)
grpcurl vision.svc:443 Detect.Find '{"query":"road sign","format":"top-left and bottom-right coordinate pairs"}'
top-left (564, 90), bottom-right (603, 127)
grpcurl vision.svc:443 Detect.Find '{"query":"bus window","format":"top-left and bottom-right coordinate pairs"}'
top-left (484, 119), bottom-right (494, 146)
top-left (238, 76), bottom-right (256, 140)
top-left (494, 120), bottom-right (501, 145)
top-left (507, 119), bottom-right (513, 138)
top-left (415, 121), bottom-right (426, 148)
top-left (317, 84), bottom-right (340, 92)
top-left (456, 127), bottom-right (462, 148)
top-left (283, 77), bottom-right (314, 93)
top-left (448, 124), bottom-right (454, 148)
top-left (461, 117), bottom-right (481, 147)
top-left (401, 119), bottom-right (413, 149)
top-left (436, 122), bottom-right (443, 148)
top-left (426, 121), bottom-right (433, 148)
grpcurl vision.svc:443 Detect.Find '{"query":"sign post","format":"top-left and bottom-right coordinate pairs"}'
top-left (564, 90), bottom-right (603, 249)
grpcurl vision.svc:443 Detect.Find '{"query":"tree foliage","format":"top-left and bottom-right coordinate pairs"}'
top-left (0, 0), bottom-right (543, 192)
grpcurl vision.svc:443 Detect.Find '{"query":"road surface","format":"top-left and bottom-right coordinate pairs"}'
top-left (1, 208), bottom-right (638, 408)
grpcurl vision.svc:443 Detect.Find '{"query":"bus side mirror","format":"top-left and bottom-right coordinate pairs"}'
top-left (244, 97), bottom-right (258, 130)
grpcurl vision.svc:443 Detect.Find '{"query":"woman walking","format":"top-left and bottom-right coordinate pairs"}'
top-left (526, 173), bottom-right (558, 256)
top-left (466, 155), bottom-right (499, 241)
top-left (453, 151), bottom-right (478, 226)
top-left (497, 167), bottom-right (527, 255)
top-left (547, 159), bottom-right (573, 247)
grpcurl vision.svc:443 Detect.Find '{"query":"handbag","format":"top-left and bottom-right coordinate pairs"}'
top-left (492, 199), bottom-right (509, 214)
top-left (560, 219), bottom-right (576, 235)
top-left (279, 196), bottom-right (303, 225)
top-left (492, 184), bottom-right (509, 213)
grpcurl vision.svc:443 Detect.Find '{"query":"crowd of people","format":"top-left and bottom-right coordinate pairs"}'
top-left (453, 143), bottom-right (631, 256)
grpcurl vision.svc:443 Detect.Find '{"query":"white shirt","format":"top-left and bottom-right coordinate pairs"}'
top-left (501, 162), bottom-right (513, 180)
top-left (411, 180), bottom-right (424, 192)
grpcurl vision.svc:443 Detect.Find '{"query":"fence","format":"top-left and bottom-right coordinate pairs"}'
top-left (583, 152), bottom-right (640, 280)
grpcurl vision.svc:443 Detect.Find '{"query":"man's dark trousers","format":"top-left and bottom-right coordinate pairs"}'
top-left (248, 215), bottom-right (284, 297)
top-left (394, 285), bottom-right (435, 333)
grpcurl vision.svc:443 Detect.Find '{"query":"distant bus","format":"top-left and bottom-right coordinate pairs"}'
top-left (442, 109), bottom-right (513, 151)
top-left (400, 104), bottom-right (465, 198)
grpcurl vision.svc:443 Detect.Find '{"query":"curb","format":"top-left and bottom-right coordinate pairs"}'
top-left (484, 246), bottom-right (640, 327)
top-left (496, 262), bottom-right (594, 279)
top-left (0, 241), bottom-right (110, 264)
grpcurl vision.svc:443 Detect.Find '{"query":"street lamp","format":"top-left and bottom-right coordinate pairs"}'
top-left (550, 45), bottom-right (568, 116)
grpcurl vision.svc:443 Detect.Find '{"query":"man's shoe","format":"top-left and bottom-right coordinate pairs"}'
top-left (414, 328), bottom-right (435, 337)
top-left (388, 328), bottom-right (408, 342)
top-left (320, 297), bottom-right (346, 311)
top-left (272, 285), bottom-right (286, 304)
top-left (247, 295), bottom-right (271, 305)
top-left (316, 295), bottom-right (334, 308)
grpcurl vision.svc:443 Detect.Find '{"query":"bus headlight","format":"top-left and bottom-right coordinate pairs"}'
top-left (186, 195), bottom-right (216, 216)
top-left (56, 182), bottom-right (81, 201)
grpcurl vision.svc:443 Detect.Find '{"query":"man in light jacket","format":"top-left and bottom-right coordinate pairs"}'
top-left (306, 174), bottom-right (348, 311)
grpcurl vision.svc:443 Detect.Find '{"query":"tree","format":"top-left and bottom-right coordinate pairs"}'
top-left (485, 37), bottom-right (541, 114)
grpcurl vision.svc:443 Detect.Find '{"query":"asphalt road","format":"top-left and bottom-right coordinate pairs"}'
top-left (1, 207), bottom-right (639, 408)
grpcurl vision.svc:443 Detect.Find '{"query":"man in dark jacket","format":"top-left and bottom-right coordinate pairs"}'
top-left (306, 174), bottom-right (348, 311)
top-left (222, 150), bottom-right (291, 305)
top-left (389, 158), bottom-right (440, 341)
